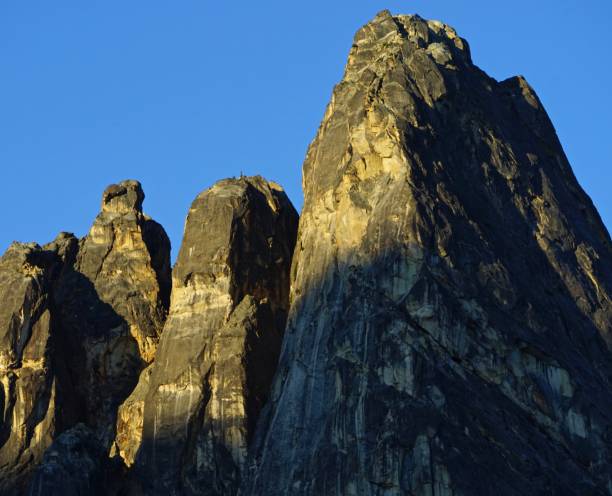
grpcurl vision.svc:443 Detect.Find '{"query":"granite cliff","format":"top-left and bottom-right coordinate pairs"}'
top-left (0, 242), bottom-right (62, 493)
top-left (1, 10), bottom-right (611, 496)
top-left (0, 180), bottom-right (171, 494)
top-left (246, 11), bottom-right (612, 495)
top-left (117, 176), bottom-right (298, 495)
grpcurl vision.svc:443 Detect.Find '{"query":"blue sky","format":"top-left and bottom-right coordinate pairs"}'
top-left (1, 1), bottom-right (610, 261)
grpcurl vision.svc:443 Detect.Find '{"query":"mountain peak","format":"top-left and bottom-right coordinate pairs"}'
top-left (101, 179), bottom-right (144, 214)
top-left (1, 11), bottom-right (611, 496)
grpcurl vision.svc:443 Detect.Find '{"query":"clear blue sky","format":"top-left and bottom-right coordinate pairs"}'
top-left (1, 1), bottom-right (610, 261)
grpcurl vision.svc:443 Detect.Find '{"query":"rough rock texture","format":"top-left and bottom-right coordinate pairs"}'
top-left (26, 424), bottom-right (120, 496)
top-left (0, 234), bottom-right (81, 494)
top-left (76, 180), bottom-right (171, 363)
top-left (0, 180), bottom-right (171, 494)
top-left (112, 364), bottom-right (152, 468)
top-left (3, 11), bottom-right (612, 496)
top-left (116, 177), bottom-right (298, 495)
top-left (246, 11), bottom-right (612, 496)
top-left (53, 180), bottom-right (171, 443)
top-left (0, 243), bottom-right (59, 494)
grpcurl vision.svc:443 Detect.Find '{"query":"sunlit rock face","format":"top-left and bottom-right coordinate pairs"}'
top-left (0, 242), bottom-right (64, 495)
top-left (113, 363), bottom-right (152, 469)
top-left (245, 11), bottom-right (612, 495)
top-left (77, 179), bottom-right (171, 365)
top-left (0, 180), bottom-right (171, 494)
top-left (2, 10), bottom-right (612, 496)
top-left (116, 176), bottom-right (298, 495)
top-left (52, 180), bottom-right (171, 443)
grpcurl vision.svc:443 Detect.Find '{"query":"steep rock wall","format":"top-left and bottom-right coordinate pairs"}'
top-left (52, 180), bottom-right (171, 443)
top-left (246, 11), bottom-right (612, 496)
top-left (0, 180), bottom-right (171, 494)
top-left (117, 177), bottom-right (298, 495)
top-left (0, 243), bottom-right (61, 494)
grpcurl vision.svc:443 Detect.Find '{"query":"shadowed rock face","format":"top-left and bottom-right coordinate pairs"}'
top-left (0, 181), bottom-right (171, 494)
top-left (26, 423), bottom-right (122, 496)
top-left (53, 180), bottom-right (171, 444)
top-left (0, 234), bottom-right (83, 495)
top-left (2, 11), bottom-right (612, 496)
top-left (245, 11), bottom-right (612, 496)
top-left (0, 242), bottom-right (61, 494)
top-left (76, 179), bottom-right (171, 364)
top-left (115, 176), bottom-right (298, 495)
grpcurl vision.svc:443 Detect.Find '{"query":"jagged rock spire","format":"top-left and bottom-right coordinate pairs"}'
top-left (245, 11), bottom-right (612, 495)
top-left (54, 179), bottom-right (171, 442)
top-left (0, 180), bottom-right (172, 494)
top-left (114, 176), bottom-right (298, 495)
top-left (101, 180), bottom-right (145, 214)
top-left (2, 10), bottom-right (612, 496)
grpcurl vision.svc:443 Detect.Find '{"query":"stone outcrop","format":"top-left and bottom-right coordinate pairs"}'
top-left (52, 180), bottom-right (171, 442)
top-left (0, 242), bottom-right (60, 494)
top-left (245, 11), bottom-right (612, 496)
top-left (0, 180), bottom-right (171, 494)
top-left (114, 176), bottom-right (298, 495)
top-left (0, 234), bottom-right (81, 494)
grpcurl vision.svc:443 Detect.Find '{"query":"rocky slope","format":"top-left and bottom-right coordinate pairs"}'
top-left (1, 9), bottom-right (611, 496)
top-left (245, 10), bottom-right (612, 496)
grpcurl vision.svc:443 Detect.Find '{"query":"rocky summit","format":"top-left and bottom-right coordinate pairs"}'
top-left (1, 9), bottom-right (611, 496)
top-left (244, 10), bottom-right (612, 495)
top-left (116, 176), bottom-right (298, 495)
